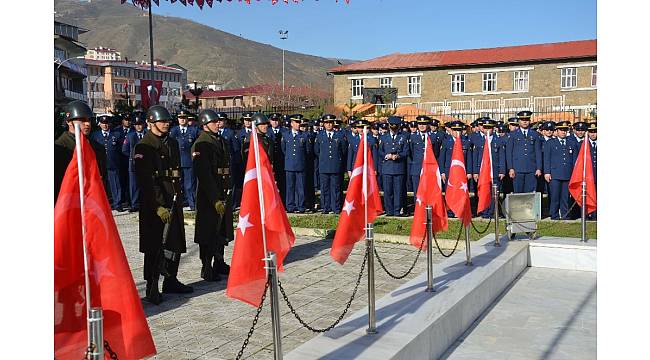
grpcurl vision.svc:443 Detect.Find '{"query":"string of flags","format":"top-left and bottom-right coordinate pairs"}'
top-left (121, 0), bottom-right (350, 9)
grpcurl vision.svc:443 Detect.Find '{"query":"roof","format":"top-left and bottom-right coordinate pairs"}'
top-left (329, 39), bottom-right (597, 73)
top-left (84, 59), bottom-right (183, 73)
top-left (184, 84), bottom-right (330, 100)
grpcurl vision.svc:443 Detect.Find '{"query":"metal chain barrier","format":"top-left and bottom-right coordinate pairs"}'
top-left (277, 249), bottom-right (368, 333)
top-left (499, 200), bottom-right (578, 232)
top-left (470, 217), bottom-right (493, 234)
top-left (103, 340), bottom-right (118, 360)
top-left (374, 233), bottom-right (425, 279)
top-left (235, 279), bottom-right (270, 360)
top-left (433, 224), bottom-right (463, 258)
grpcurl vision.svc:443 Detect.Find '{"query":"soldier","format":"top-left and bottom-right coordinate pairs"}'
top-left (121, 110), bottom-right (148, 212)
top-left (472, 119), bottom-right (505, 218)
top-left (408, 115), bottom-right (435, 201)
top-left (543, 121), bottom-right (576, 220)
top-left (567, 121), bottom-right (588, 149)
top-left (90, 114), bottom-right (125, 212)
top-left (215, 112), bottom-right (243, 212)
top-left (586, 122), bottom-right (597, 220)
top-left (114, 113), bottom-right (133, 210)
top-left (439, 120), bottom-right (473, 210)
top-left (379, 116), bottom-right (409, 216)
top-left (134, 105), bottom-right (193, 305)
top-left (282, 115), bottom-right (310, 213)
top-left (310, 119), bottom-right (321, 207)
top-left (187, 112), bottom-right (199, 130)
top-left (170, 110), bottom-right (199, 211)
top-left (267, 112), bottom-right (287, 205)
top-left (192, 109), bottom-right (233, 282)
top-left (506, 111), bottom-right (542, 193)
top-left (242, 113), bottom-right (273, 163)
top-left (55, 100), bottom-right (107, 202)
top-left (315, 114), bottom-right (347, 214)
top-left (234, 112), bottom-right (254, 209)
top-left (469, 117), bottom-right (489, 195)
top-left (300, 119), bottom-right (317, 212)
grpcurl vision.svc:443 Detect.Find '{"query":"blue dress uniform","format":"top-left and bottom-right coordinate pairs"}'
top-left (379, 116), bottom-right (409, 216)
top-left (121, 116), bottom-right (147, 212)
top-left (543, 124), bottom-right (576, 220)
top-left (234, 112), bottom-right (254, 208)
top-left (282, 126), bottom-right (310, 213)
top-left (498, 120), bottom-right (516, 195)
top-left (301, 120), bottom-right (318, 212)
top-left (311, 121), bottom-right (321, 194)
top-left (170, 123), bottom-right (199, 210)
top-left (506, 111), bottom-right (542, 193)
top-left (90, 115), bottom-right (124, 211)
top-left (214, 113), bottom-right (241, 209)
top-left (566, 121), bottom-right (588, 150)
top-left (586, 122), bottom-right (597, 220)
top-left (472, 120), bottom-right (505, 218)
top-left (113, 116), bottom-right (133, 208)
top-left (267, 113), bottom-right (287, 206)
top-left (438, 124), bottom-right (473, 192)
top-left (315, 115), bottom-right (347, 214)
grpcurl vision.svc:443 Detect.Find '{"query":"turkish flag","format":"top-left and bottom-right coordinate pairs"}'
top-left (569, 139), bottom-right (597, 214)
top-left (476, 135), bottom-right (493, 214)
top-left (330, 132), bottom-right (383, 264)
top-left (139, 79), bottom-right (162, 109)
top-left (226, 131), bottom-right (295, 307)
top-left (54, 136), bottom-right (156, 360)
top-left (409, 134), bottom-right (448, 248)
top-left (445, 136), bottom-right (472, 226)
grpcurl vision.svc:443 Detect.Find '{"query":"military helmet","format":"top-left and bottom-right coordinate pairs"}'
top-left (252, 113), bottom-right (270, 126)
top-left (65, 100), bottom-right (93, 122)
top-left (147, 105), bottom-right (173, 123)
top-left (199, 109), bottom-right (220, 126)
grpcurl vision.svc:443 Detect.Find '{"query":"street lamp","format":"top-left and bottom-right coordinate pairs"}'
top-left (55, 55), bottom-right (85, 70)
top-left (189, 80), bottom-right (203, 112)
top-left (279, 30), bottom-right (288, 92)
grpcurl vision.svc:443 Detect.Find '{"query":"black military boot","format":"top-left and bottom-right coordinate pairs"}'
top-left (213, 258), bottom-right (230, 276)
top-left (200, 256), bottom-right (221, 282)
top-left (144, 278), bottom-right (162, 305)
top-left (162, 277), bottom-right (194, 294)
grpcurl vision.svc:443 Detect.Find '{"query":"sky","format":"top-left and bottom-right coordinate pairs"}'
top-left (150, 0), bottom-right (597, 61)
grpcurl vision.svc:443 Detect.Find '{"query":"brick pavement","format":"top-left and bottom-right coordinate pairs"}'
top-left (113, 212), bottom-right (444, 360)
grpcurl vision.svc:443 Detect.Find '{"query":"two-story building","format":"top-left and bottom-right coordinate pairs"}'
top-left (329, 39), bottom-right (597, 121)
top-left (55, 21), bottom-right (88, 107)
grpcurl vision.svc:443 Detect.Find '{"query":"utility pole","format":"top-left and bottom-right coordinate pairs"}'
top-left (279, 30), bottom-right (288, 92)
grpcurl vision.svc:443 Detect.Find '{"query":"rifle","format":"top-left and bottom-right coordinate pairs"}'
top-left (158, 193), bottom-right (180, 277)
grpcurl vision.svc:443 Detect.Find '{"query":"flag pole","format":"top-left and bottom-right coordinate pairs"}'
top-left (363, 125), bottom-right (377, 334)
top-left (251, 130), bottom-right (269, 262)
top-left (581, 139), bottom-right (587, 243)
top-left (487, 130), bottom-right (500, 247)
top-left (424, 133), bottom-right (435, 292)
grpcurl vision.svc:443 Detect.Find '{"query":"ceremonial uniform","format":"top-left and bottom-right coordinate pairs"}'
top-left (315, 115), bottom-right (347, 213)
top-left (543, 122), bottom-right (576, 220)
top-left (300, 120), bottom-right (318, 212)
top-left (113, 116), bottom-right (133, 209)
top-left (234, 112), bottom-right (254, 209)
top-left (379, 116), bottom-right (409, 216)
top-left (121, 113), bottom-right (147, 212)
top-left (506, 111), bottom-right (542, 193)
top-left (170, 121), bottom-right (199, 210)
top-left (192, 109), bottom-right (233, 282)
top-left (472, 120), bottom-right (505, 218)
top-left (90, 115), bottom-right (124, 211)
top-left (267, 113), bottom-right (287, 206)
top-left (282, 127), bottom-right (310, 212)
top-left (439, 131), bottom-right (472, 190)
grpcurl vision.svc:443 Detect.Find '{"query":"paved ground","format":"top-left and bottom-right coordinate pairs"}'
top-left (113, 212), bottom-right (444, 360)
top-left (442, 267), bottom-right (597, 360)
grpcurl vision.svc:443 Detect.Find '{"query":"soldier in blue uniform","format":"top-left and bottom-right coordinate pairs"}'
top-left (438, 121), bottom-right (472, 217)
top-left (113, 113), bottom-right (133, 209)
top-left (538, 121), bottom-right (556, 217)
top-left (543, 121), bottom-right (576, 220)
top-left (300, 119), bottom-right (317, 212)
top-left (506, 111), bottom-right (542, 193)
top-left (310, 119), bottom-right (321, 206)
top-left (408, 115), bottom-right (435, 200)
top-left (379, 116), bottom-right (409, 216)
top-left (472, 119), bottom-right (505, 218)
top-left (282, 115), bottom-right (310, 213)
top-left (586, 122), bottom-right (597, 220)
top-left (469, 117), bottom-right (489, 195)
top-left (315, 114), bottom-right (347, 214)
top-left (267, 112), bottom-right (287, 205)
top-left (170, 110), bottom-right (199, 210)
top-left (90, 114), bottom-right (125, 211)
top-left (370, 122), bottom-right (383, 191)
top-left (232, 112), bottom-right (254, 209)
top-left (567, 121), bottom-right (588, 150)
top-left (121, 110), bottom-right (148, 212)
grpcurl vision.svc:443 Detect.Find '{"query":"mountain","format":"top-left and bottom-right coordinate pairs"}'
top-left (54, 0), bottom-right (348, 91)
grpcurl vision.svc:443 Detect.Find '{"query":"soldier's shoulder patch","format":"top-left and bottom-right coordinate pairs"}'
top-left (192, 151), bottom-right (201, 158)
top-left (134, 154), bottom-right (144, 159)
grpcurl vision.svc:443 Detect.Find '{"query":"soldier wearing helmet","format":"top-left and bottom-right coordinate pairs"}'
top-left (134, 105), bottom-right (194, 305)
top-left (241, 113), bottom-right (273, 165)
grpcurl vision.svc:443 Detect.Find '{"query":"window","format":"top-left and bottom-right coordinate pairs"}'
top-left (561, 68), bottom-right (577, 88)
top-left (482, 72), bottom-right (497, 92)
top-left (380, 77), bottom-right (392, 88)
top-left (135, 85), bottom-right (140, 93)
top-left (352, 79), bottom-right (364, 98)
top-left (408, 76), bottom-right (421, 96)
top-left (222, 99), bottom-right (227, 106)
top-left (513, 71), bottom-right (529, 92)
top-left (591, 66), bottom-right (597, 87)
top-left (451, 74), bottom-right (465, 94)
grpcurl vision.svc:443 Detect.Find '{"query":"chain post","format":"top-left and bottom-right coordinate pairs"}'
top-left (425, 206), bottom-right (435, 292)
top-left (465, 225), bottom-right (473, 266)
top-left (87, 308), bottom-right (104, 360)
top-left (493, 183), bottom-right (501, 247)
top-left (366, 223), bottom-right (377, 334)
top-left (264, 252), bottom-right (283, 360)
top-left (581, 182), bottom-right (587, 242)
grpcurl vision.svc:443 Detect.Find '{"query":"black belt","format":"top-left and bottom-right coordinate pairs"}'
top-left (154, 169), bottom-right (181, 179)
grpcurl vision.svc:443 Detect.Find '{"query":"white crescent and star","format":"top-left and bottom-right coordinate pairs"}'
top-left (237, 213), bottom-right (254, 236)
top-left (342, 200), bottom-right (355, 216)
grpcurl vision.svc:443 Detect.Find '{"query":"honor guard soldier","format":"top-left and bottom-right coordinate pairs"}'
top-left (134, 105), bottom-right (193, 305)
top-left (55, 100), bottom-right (107, 202)
top-left (268, 112), bottom-right (287, 205)
top-left (192, 109), bottom-right (233, 282)
top-left (242, 113), bottom-right (273, 163)
top-left (282, 115), bottom-right (310, 213)
top-left (379, 116), bottom-right (409, 216)
top-left (300, 119), bottom-right (318, 212)
top-left (506, 111), bottom-right (542, 193)
top-left (170, 110), bottom-right (199, 210)
top-left (472, 119), bottom-right (505, 218)
top-left (91, 113), bottom-right (125, 212)
top-left (315, 114), bottom-right (347, 214)
top-left (543, 121), bottom-right (576, 220)
top-left (408, 115), bottom-right (435, 200)
top-left (122, 110), bottom-right (148, 212)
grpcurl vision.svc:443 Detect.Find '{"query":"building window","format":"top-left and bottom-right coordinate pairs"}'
top-left (222, 99), bottom-right (227, 106)
top-left (352, 79), bottom-right (364, 98)
top-left (561, 68), bottom-right (577, 88)
top-left (513, 71), bottom-right (529, 92)
top-left (451, 74), bottom-right (465, 94)
top-left (482, 72), bottom-right (497, 92)
top-left (408, 76), bottom-right (421, 96)
top-left (591, 66), bottom-right (597, 87)
top-left (380, 77), bottom-right (392, 88)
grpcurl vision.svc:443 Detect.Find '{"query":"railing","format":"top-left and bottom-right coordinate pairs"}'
top-left (64, 89), bottom-right (87, 102)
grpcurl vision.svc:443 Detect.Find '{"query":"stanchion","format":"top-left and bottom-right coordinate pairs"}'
top-left (581, 182), bottom-right (587, 242)
top-left (88, 308), bottom-right (104, 360)
top-left (465, 226), bottom-right (472, 266)
top-left (366, 223), bottom-right (377, 334)
top-left (493, 183), bottom-right (501, 247)
top-left (265, 252), bottom-right (283, 360)
top-left (425, 206), bottom-right (435, 292)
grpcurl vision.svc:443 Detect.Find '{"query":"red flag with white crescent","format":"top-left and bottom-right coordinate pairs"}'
top-left (445, 136), bottom-right (472, 226)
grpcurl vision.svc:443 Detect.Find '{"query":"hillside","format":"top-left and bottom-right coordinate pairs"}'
top-left (54, 0), bottom-right (348, 91)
